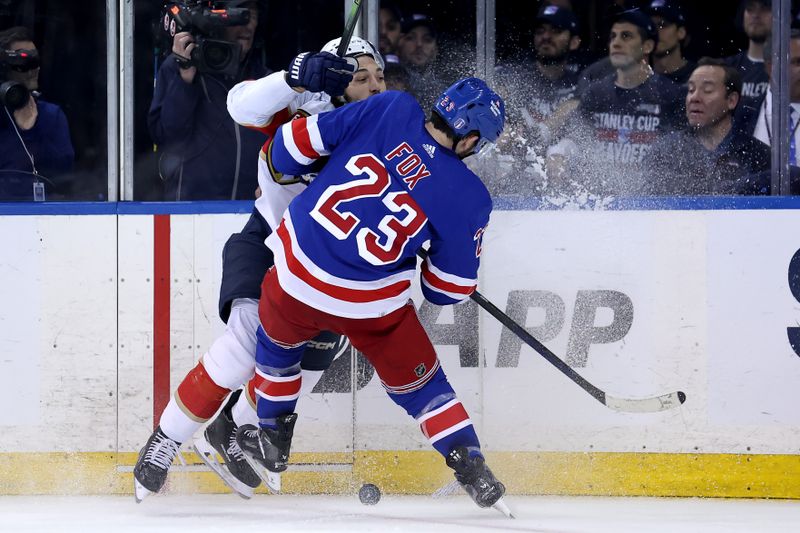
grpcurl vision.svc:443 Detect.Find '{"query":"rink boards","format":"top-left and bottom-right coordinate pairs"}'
top-left (1, 199), bottom-right (800, 497)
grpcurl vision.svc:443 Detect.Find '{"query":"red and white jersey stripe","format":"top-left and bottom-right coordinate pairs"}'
top-left (266, 212), bottom-right (416, 319)
top-left (253, 368), bottom-right (302, 403)
top-left (417, 399), bottom-right (472, 445)
top-left (420, 257), bottom-right (477, 302)
top-left (280, 114), bottom-right (329, 166)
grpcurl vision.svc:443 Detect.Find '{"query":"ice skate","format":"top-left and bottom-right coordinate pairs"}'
top-left (133, 426), bottom-right (181, 503)
top-left (192, 405), bottom-right (261, 499)
top-left (235, 413), bottom-right (297, 493)
top-left (445, 447), bottom-right (514, 518)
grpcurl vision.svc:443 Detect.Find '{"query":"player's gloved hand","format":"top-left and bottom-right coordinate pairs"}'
top-left (285, 51), bottom-right (355, 96)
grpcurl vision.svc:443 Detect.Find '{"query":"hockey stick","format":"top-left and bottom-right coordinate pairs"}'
top-left (337, 0), bottom-right (363, 56)
top-left (469, 289), bottom-right (685, 412)
top-left (419, 251), bottom-right (686, 413)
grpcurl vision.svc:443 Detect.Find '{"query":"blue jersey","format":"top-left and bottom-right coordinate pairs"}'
top-left (266, 91), bottom-right (491, 319)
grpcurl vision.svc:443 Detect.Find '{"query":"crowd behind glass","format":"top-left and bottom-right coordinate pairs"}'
top-left (0, 0), bottom-right (796, 202)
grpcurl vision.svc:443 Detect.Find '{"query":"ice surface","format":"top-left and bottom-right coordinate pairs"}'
top-left (1, 494), bottom-right (799, 533)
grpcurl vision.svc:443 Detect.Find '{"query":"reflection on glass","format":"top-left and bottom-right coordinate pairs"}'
top-left (1, 0), bottom-right (107, 202)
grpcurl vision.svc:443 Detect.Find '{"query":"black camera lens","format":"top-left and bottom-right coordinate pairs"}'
top-left (166, 2), bottom-right (243, 76)
top-left (202, 40), bottom-right (233, 71)
top-left (0, 80), bottom-right (29, 111)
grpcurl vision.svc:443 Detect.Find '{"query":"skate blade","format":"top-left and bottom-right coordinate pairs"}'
top-left (240, 452), bottom-right (282, 494)
top-left (133, 477), bottom-right (153, 503)
top-left (492, 497), bottom-right (515, 519)
top-left (191, 436), bottom-right (255, 500)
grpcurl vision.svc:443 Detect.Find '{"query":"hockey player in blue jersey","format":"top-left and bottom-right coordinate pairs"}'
top-left (235, 78), bottom-right (510, 513)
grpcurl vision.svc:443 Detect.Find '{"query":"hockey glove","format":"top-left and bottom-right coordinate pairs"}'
top-left (286, 51), bottom-right (355, 97)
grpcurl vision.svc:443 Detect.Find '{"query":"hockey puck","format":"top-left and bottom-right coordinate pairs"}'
top-left (358, 483), bottom-right (381, 505)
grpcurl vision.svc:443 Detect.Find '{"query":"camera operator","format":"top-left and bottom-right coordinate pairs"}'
top-left (148, 0), bottom-right (269, 200)
top-left (0, 26), bottom-right (74, 202)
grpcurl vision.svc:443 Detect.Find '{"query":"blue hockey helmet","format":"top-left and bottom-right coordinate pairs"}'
top-left (432, 77), bottom-right (505, 154)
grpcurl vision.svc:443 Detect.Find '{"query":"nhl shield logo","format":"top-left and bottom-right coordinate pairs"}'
top-left (414, 363), bottom-right (427, 378)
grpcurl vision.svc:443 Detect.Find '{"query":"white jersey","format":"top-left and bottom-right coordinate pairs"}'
top-left (227, 71), bottom-right (334, 229)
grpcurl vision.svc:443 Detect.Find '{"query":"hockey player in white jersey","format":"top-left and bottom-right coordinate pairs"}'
top-left (133, 36), bottom-right (386, 502)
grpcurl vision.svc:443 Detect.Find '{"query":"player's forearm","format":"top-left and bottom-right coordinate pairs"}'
top-left (269, 114), bottom-right (329, 177)
top-left (418, 252), bottom-right (479, 306)
top-left (227, 71), bottom-right (304, 129)
top-left (267, 134), bottom-right (315, 177)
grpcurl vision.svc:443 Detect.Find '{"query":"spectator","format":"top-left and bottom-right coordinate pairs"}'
top-left (148, 0), bottom-right (269, 201)
top-left (575, 1), bottom-right (694, 94)
top-left (574, 1), bottom-right (632, 95)
top-left (0, 26), bottom-right (73, 202)
top-left (538, 0), bottom-right (588, 74)
top-left (646, 0), bottom-right (695, 85)
top-left (397, 13), bottom-right (446, 109)
top-left (726, 0), bottom-right (771, 124)
top-left (752, 29), bottom-right (800, 166)
top-left (379, 1), bottom-right (403, 56)
top-left (647, 58), bottom-right (770, 195)
top-left (383, 54), bottom-right (413, 94)
top-left (496, 5), bottom-right (581, 157)
top-left (548, 8), bottom-right (685, 196)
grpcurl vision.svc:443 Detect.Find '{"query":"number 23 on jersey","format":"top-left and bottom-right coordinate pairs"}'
top-left (311, 153), bottom-right (428, 266)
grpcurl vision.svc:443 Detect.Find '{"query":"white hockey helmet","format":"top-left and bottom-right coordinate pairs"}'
top-left (320, 36), bottom-right (385, 70)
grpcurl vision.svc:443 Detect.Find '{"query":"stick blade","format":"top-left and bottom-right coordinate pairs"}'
top-left (604, 390), bottom-right (686, 413)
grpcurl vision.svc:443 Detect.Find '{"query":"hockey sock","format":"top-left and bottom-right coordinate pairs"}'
top-left (160, 359), bottom-right (230, 443)
top-left (158, 401), bottom-right (192, 444)
top-left (388, 367), bottom-right (481, 458)
top-left (254, 364), bottom-right (301, 428)
top-left (233, 367), bottom-right (324, 428)
top-left (232, 384), bottom-right (260, 428)
top-left (418, 396), bottom-right (481, 458)
top-left (254, 326), bottom-right (306, 428)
